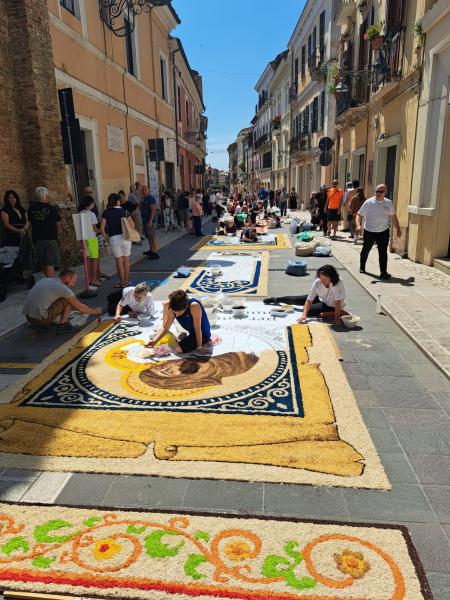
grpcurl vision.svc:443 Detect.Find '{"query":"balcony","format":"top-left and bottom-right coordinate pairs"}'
top-left (333, 0), bottom-right (356, 25)
top-left (254, 132), bottom-right (272, 150)
top-left (290, 134), bottom-right (311, 154)
top-left (289, 83), bottom-right (297, 102)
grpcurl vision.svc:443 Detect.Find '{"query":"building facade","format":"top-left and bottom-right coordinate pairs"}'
top-left (407, 0), bottom-right (450, 267)
top-left (333, 0), bottom-right (424, 255)
top-left (227, 142), bottom-right (238, 190)
top-left (289, 0), bottom-right (338, 203)
top-left (269, 51), bottom-right (291, 191)
top-left (171, 37), bottom-right (207, 192)
top-left (1, 0), bottom-right (206, 212)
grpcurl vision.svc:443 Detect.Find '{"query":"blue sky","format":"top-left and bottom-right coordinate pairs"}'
top-left (172, 0), bottom-right (306, 170)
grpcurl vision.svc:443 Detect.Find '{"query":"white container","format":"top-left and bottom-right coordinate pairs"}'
top-left (341, 315), bottom-right (361, 328)
top-left (209, 265), bottom-right (221, 276)
top-left (232, 305), bottom-right (247, 318)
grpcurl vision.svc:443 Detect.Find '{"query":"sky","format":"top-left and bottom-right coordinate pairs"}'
top-left (172, 0), bottom-right (306, 171)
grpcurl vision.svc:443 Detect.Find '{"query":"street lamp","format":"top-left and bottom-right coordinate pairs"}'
top-left (99, 0), bottom-right (172, 36)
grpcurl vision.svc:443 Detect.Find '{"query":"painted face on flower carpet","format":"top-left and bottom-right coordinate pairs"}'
top-left (139, 351), bottom-right (259, 390)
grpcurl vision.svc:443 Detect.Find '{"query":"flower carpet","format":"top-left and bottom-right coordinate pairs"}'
top-left (193, 233), bottom-right (292, 251)
top-left (0, 303), bottom-right (388, 488)
top-left (0, 503), bottom-right (431, 599)
top-left (179, 251), bottom-right (269, 296)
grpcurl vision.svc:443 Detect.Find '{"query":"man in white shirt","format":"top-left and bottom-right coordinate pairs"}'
top-left (356, 184), bottom-right (401, 280)
top-left (23, 269), bottom-right (102, 334)
top-left (114, 282), bottom-right (155, 323)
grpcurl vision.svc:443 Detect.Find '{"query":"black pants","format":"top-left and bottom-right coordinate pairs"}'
top-left (193, 216), bottom-right (202, 236)
top-left (280, 202), bottom-right (287, 217)
top-left (360, 229), bottom-right (390, 274)
top-left (178, 333), bottom-right (210, 353)
top-left (274, 294), bottom-right (333, 316)
top-left (320, 214), bottom-right (327, 234)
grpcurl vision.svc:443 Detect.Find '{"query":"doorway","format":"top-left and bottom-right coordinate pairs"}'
top-left (165, 162), bottom-right (175, 191)
top-left (385, 145), bottom-right (397, 201)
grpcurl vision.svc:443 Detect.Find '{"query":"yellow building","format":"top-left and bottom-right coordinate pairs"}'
top-left (49, 0), bottom-right (186, 205)
top-left (333, 0), bottom-right (424, 254)
top-left (408, 0), bottom-right (450, 269)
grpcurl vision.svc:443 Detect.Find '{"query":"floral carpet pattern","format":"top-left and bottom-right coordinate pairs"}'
top-left (0, 504), bottom-right (431, 599)
top-left (179, 251), bottom-right (269, 296)
top-left (193, 233), bottom-right (292, 251)
top-left (0, 304), bottom-right (388, 488)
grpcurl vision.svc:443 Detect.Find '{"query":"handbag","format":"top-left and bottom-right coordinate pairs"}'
top-left (121, 216), bottom-right (140, 242)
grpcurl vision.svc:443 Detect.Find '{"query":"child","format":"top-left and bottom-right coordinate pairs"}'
top-left (78, 195), bottom-right (101, 286)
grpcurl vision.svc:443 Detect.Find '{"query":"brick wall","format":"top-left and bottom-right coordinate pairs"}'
top-left (1, 0), bottom-right (67, 204)
top-left (0, 0), bottom-right (27, 201)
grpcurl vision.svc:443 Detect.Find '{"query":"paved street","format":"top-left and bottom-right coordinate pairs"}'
top-left (0, 220), bottom-right (449, 598)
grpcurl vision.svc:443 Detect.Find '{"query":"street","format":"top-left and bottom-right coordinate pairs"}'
top-left (0, 218), bottom-right (449, 598)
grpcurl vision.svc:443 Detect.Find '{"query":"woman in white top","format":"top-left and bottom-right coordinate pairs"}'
top-left (114, 282), bottom-right (155, 323)
top-left (264, 264), bottom-right (349, 325)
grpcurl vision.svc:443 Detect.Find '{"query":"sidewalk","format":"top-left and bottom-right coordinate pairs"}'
top-left (0, 227), bottom-right (188, 338)
top-left (321, 227), bottom-right (450, 379)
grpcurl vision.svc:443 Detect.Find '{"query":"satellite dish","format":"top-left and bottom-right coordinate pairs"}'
top-left (319, 151), bottom-right (333, 167)
top-left (319, 137), bottom-right (334, 152)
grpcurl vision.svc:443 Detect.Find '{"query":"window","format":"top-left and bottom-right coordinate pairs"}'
top-left (319, 11), bottom-right (325, 63)
top-left (60, 0), bottom-right (76, 15)
top-left (304, 105), bottom-right (310, 133)
top-left (320, 90), bottom-right (325, 130)
top-left (185, 99), bottom-right (190, 129)
top-left (312, 27), bottom-right (317, 67)
top-left (177, 86), bottom-right (182, 122)
top-left (307, 35), bottom-right (312, 69)
top-left (160, 56), bottom-right (168, 101)
top-left (312, 97), bottom-right (318, 133)
top-left (301, 46), bottom-right (306, 79)
top-left (294, 58), bottom-right (299, 86)
top-left (124, 16), bottom-right (136, 76)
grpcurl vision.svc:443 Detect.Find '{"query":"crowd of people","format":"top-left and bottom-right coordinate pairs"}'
top-left (1, 175), bottom-right (400, 337)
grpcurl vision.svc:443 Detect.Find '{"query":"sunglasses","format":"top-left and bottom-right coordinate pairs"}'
top-left (376, 190), bottom-right (386, 194)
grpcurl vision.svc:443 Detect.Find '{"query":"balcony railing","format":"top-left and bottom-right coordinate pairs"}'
top-left (290, 134), bottom-right (311, 153)
top-left (254, 132), bottom-right (272, 149)
top-left (335, 29), bottom-right (405, 119)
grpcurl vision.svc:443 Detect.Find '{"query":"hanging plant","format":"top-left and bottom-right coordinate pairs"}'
top-left (238, 161), bottom-right (245, 173)
top-left (327, 62), bottom-right (339, 95)
top-left (364, 21), bottom-right (384, 42)
top-left (414, 22), bottom-right (424, 48)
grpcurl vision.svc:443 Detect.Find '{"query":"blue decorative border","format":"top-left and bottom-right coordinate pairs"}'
top-left (187, 259), bottom-right (261, 295)
top-left (20, 324), bottom-right (304, 418)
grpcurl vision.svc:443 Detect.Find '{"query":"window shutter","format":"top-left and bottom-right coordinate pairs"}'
top-left (320, 91), bottom-right (325, 129)
top-left (312, 97), bottom-right (318, 133)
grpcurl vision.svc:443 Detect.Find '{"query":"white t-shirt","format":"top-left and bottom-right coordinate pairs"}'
top-left (307, 278), bottom-right (346, 308)
top-left (358, 197), bottom-right (395, 232)
top-left (119, 286), bottom-right (155, 315)
top-left (23, 278), bottom-right (74, 320)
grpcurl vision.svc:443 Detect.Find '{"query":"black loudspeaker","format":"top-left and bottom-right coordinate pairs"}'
top-left (60, 118), bottom-right (83, 165)
top-left (58, 88), bottom-right (76, 120)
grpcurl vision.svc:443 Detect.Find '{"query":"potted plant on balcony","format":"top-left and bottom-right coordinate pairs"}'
top-left (238, 160), bottom-right (245, 173)
top-left (272, 115), bottom-right (281, 130)
top-left (327, 62), bottom-right (339, 95)
top-left (364, 21), bottom-right (385, 50)
top-left (310, 63), bottom-right (327, 81)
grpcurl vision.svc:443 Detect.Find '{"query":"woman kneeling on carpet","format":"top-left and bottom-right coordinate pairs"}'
top-left (264, 264), bottom-right (349, 325)
top-left (114, 282), bottom-right (155, 323)
top-left (146, 290), bottom-right (211, 354)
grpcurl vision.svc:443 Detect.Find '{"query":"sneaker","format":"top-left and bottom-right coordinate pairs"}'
top-left (359, 268), bottom-right (366, 274)
top-left (147, 253), bottom-right (160, 260)
top-left (380, 272), bottom-right (392, 280)
top-left (263, 297), bottom-right (277, 305)
top-left (143, 251), bottom-right (151, 256)
top-left (353, 236), bottom-right (358, 244)
top-left (56, 322), bottom-right (77, 335)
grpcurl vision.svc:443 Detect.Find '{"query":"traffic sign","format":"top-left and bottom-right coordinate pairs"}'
top-left (319, 137), bottom-right (334, 152)
top-left (319, 151), bottom-right (333, 166)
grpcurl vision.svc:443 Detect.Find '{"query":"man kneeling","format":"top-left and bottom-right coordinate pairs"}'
top-left (23, 269), bottom-right (102, 334)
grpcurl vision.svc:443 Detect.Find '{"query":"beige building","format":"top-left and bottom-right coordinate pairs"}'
top-left (408, 0), bottom-right (450, 268)
top-left (269, 51), bottom-right (291, 191)
top-left (333, 0), bottom-right (424, 255)
top-left (289, 0), bottom-right (338, 202)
